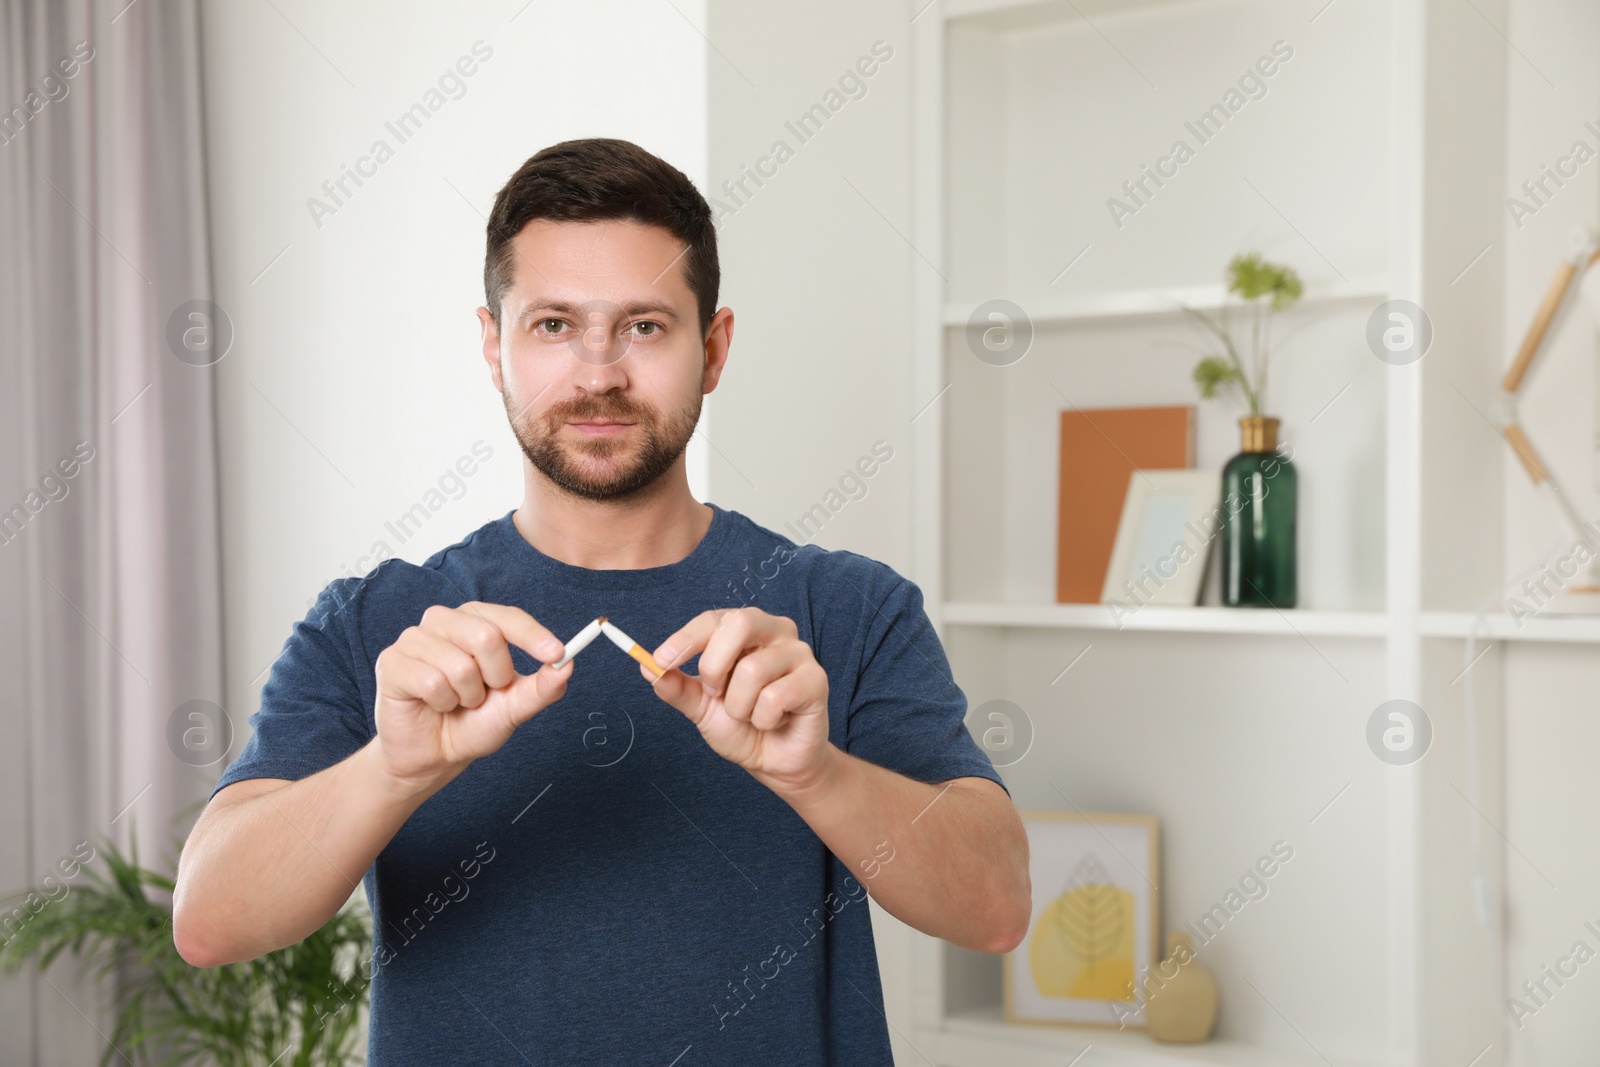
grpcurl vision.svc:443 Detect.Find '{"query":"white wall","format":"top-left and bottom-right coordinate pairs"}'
top-left (1499, 1), bottom-right (1600, 1062)
top-left (702, 2), bottom-right (922, 1060)
top-left (704, 2), bottom-right (917, 574)
top-left (198, 0), bottom-right (707, 749)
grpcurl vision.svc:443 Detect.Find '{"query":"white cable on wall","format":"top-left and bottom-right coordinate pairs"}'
top-left (1463, 538), bottom-right (1565, 1060)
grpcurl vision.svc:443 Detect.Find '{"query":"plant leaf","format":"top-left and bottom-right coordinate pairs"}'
top-left (1193, 356), bottom-right (1241, 398)
top-left (1227, 251), bottom-right (1304, 310)
top-left (0, 833), bottom-right (372, 1067)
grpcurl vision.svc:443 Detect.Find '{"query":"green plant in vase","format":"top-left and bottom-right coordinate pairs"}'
top-left (0, 830), bottom-right (370, 1067)
top-left (1183, 252), bottom-right (1302, 608)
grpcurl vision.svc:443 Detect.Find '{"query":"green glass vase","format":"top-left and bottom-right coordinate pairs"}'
top-left (1221, 416), bottom-right (1297, 608)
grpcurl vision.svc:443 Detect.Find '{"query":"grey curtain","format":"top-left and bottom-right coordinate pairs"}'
top-left (0, 0), bottom-right (224, 1062)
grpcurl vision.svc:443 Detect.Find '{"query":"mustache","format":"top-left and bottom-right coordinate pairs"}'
top-left (545, 396), bottom-right (651, 424)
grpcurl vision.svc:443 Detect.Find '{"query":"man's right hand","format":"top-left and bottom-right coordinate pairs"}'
top-left (372, 601), bottom-right (572, 795)
top-left (176, 601), bottom-right (572, 967)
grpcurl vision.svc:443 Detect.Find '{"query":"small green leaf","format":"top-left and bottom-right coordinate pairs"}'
top-left (1193, 356), bottom-right (1240, 398)
top-left (1226, 252), bottom-right (1303, 310)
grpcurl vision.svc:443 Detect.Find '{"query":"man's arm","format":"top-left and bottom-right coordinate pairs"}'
top-left (174, 743), bottom-right (439, 967)
top-left (174, 602), bottom-right (572, 967)
top-left (644, 606), bottom-right (1031, 955)
top-left (769, 750), bottom-right (1030, 954)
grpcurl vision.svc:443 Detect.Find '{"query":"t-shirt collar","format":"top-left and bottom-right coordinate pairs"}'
top-left (492, 500), bottom-right (735, 593)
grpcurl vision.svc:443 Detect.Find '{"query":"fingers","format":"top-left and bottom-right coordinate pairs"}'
top-left (719, 644), bottom-right (807, 726)
top-left (700, 610), bottom-right (797, 699)
top-left (647, 660), bottom-right (707, 724)
top-left (506, 660), bottom-right (573, 727)
top-left (382, 603), bottom-right (568, 713)
top-left (378, 641), bottom-right (468, 713)
top-left (650, 608), bottom-right (731, 674)
top-left (457, 602), bottom-right (566, 665)
top-left (418, 604), bottom-right (518, 690)
top-left (417, 601), bottom-right (566, 688)
top-left (654, 607), bottom-right (793, 695)
top-left (403, 628), bottom-right (490, 709)
top-left (647, 609), bottom-right (819, 737)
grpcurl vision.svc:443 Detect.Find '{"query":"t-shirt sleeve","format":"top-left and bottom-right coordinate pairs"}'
top-left (210, 579), bottom-right (375, 799)
top-left (840, 571), bottom-right (1009, 796)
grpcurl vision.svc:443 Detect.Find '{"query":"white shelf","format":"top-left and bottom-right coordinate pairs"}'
top-left (942, 601), bottom-right (1388, 637)
top-left (919, 1006), bottom-right (1389, 1067)
top-left (943, 0), bottom-right (1199, 31)
top-left (941, 279), bottom-right (1390, 329)
top-left (1420, 610), bottom-right (1600, 643)
top-left (945, 604), bottom-right (1600, 643)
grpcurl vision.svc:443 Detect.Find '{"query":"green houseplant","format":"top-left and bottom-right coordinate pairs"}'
top-left (1182, 252), bottom-right (1303, 608)
top-left (0, 831), bottom-right (371, 1067)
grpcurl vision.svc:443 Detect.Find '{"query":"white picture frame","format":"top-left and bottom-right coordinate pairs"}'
top-left (1099, 469), bottom-right (1220, 608)
top-left (1005, 811), bottom-right (1161, 1029)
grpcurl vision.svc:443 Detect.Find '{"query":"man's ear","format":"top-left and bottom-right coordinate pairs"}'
top-left (701, 306), bottom-right (734, 394)
top-left (476, 306), bottom-right (504, 393)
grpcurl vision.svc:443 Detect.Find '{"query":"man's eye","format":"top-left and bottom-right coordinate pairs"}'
top-left (536, 318), bottom-right (568, 335)
top-left (632, 321), bottom-right (660, 337)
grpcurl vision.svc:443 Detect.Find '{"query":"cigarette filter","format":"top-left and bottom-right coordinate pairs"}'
top-left (600, 619), bottom-right (665, 677)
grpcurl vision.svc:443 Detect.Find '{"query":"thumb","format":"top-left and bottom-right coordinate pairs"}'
top-left (647, 663), bottom-right (708, 725)
top-left (506, 661), bottom-right (571, 727)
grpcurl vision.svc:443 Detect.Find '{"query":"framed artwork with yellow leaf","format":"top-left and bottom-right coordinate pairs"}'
top-left (1005, 811), bottom-right (1161, 1029)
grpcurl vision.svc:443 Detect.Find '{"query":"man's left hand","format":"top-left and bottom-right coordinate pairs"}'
top-left (646, 607), bottom-right (832, 791)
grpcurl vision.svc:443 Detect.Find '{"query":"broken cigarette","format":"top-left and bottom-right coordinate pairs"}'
top-left (553, 616), bottom-right (606, 668)
top-left (600, 619), bottom-right (666, 677)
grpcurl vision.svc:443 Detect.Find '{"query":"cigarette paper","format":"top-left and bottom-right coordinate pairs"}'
top-left (554, 616), bottom-right (606, 668)
top-left (600, 619), bottom-right (665, 677)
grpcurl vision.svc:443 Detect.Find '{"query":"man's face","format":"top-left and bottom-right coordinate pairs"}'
top-left (477, 218), bottom-right (725, 502)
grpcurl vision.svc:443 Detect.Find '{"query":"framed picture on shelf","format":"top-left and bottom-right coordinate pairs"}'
top-left (1006, 811), bottom-right (1161, 1029)
top-left (1099, 469), bottom-right (1220, 608)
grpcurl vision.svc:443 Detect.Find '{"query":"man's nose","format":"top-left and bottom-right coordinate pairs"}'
top-left (571, 307), bottom-right (633, 367)
top-left (580, 314), bottom-right (611, 358)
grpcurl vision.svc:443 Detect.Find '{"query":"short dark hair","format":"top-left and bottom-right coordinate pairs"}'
top-left (484, 138), bottom-right (719, 337)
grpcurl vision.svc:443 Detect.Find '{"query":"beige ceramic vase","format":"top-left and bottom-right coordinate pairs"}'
top-left (1144, 932), bottom-right (1218, 1043)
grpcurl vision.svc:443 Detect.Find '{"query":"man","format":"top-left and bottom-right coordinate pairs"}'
top-left (173, 137), bottom-right (1031, 1065)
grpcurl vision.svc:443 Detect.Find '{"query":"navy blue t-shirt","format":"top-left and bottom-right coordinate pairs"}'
top-left (212, 501), bottom-right (1005, 1065)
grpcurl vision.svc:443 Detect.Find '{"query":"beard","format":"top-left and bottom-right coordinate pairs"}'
top-left (501, 382), bottom-right (701, 502)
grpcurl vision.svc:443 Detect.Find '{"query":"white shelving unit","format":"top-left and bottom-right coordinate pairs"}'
top-left (904, 0), bottom-right (1539, 1064)
top-left (1420, 611), bottom-right (1600, 643)
top-left (942, 603), bottom-right (1600, 642)
top-left (931, 1005), bottom-right (1376, 1067)
top-left (941, 278), bottom-right (1391, 328)
top-left (942, 602), bottom-right (1389, 637)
